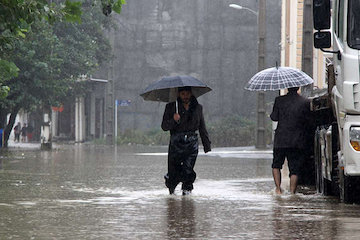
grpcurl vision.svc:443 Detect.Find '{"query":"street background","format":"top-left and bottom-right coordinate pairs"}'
top-left (1, 144), bottom-right (360, 239)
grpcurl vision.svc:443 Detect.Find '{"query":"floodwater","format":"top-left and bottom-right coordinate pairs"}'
top-left (1, 144), bottom-right (360, 239)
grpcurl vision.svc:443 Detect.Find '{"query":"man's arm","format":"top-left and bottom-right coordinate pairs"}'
top-left (161, 103), bottom-right (178, 131)
top-left (198, 105), bottom-right (211, 153)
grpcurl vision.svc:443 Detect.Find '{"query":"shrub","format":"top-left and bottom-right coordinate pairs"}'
top-left (112, 115), bottom-right (272, 147)
top-left (207, 115), bottom-right (256, 147)
top-left (116, 128), bottom-right (169, 146)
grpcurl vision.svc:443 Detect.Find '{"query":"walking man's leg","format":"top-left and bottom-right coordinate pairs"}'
top-left (290, 175), bottom-right (298, 194)
top-left (181, 154), bottom-right (197, 194)
top-left (166, 143), bottom-right (181, 194)
top-left (272, 148), bottom-right (285, 194)
top-left (288, 148), bottom-right (302, 194)
top-left (181, 139), bottom-right (198, 195)
top-left (272, 168), bottom-right (282, 194)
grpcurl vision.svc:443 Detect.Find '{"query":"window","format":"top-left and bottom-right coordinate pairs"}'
top-left (333, 0), bottom-right (338, 35)
top-left (338, 0), bottom-right (344, 42)
top-left (347, 0), bottom-right (360, 49)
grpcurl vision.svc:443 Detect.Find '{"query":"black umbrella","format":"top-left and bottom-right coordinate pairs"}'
top-left (140, 75), bottom-right (212, 102)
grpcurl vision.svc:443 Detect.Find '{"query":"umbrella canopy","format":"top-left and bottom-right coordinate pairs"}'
top-left (140, 75), bottom-right (212, 102)
top-left (245, 66), bottom-right (314, 91)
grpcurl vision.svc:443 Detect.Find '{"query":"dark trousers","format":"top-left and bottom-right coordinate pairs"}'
top-left (165, 133), bottom-right (199, 191)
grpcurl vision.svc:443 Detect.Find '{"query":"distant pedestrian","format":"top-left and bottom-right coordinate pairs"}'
top-left (270, 87), bottom-right (312, 194)
top-left (26, 124), bottom-right (34, 142)
top-left (162, 86), bottom-right (211, 195)
top-left (21, 123), bottom-right (27, 142)
top-left (14, 122), bottom-right (21, 142)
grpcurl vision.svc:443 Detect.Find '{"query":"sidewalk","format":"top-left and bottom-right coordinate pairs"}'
top-left (135, 146), bottom-right (273, 159)
top-left (6, 139), bottom-right (41, 149)
top-left (5, 140), bottom-right (274, 159)
top-left (203, 146), bottom-right (273, 159)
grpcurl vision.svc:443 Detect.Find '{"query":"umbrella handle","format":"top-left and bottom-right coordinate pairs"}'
top-left (176, 100), bottom-right (178, 114)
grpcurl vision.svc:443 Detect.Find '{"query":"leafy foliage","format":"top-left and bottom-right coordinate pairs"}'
top-left (1, 5), bottom-right (112, 109)
top-left (111, 115), bottom-right (263, 148)
top-left (2, 21), bottom-right (66, 111)
top-left (0, 0), bottom-right (83, 52)
top-left (0, 0), bottom-right (122, 146)
top-left (63, 0), bottom-right (83, 23)
top-left (0, 0), bottom-right (125, 102)
top-left (208, 115), bottom-right (256, 147)
top-left (101, 0), bottom-right (126, 16)
top-left (0, 60), bottom-right (18, 99)
top-left (116, 129), bottom-right (169, 146)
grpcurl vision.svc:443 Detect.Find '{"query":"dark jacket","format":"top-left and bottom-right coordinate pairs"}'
top-left (270, 91), bottom-right (312, 149)
top-left (161, 96), bottom-right (211, 152)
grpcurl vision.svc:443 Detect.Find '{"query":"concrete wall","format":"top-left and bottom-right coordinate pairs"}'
top-left (109, 0), bottom-right (281, 132)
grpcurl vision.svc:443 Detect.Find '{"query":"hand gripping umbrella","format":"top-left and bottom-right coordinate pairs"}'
top-left (245, 66), bottom-right (314, 91)
top-left (140, 75), bottom-right (212, 113)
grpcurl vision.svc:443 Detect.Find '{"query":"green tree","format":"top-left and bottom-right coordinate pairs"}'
top-left (0, 0), bottom-right (81, 96)
top-left (0, 0), bottom-right (125, 100)
top-left (0, 1), bottom-right (121, 146)
top-left (0, 60), bottom-right (17, 98)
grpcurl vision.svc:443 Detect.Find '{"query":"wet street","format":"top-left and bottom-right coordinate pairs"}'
top-left (1, 144), bottom-right (360, 239)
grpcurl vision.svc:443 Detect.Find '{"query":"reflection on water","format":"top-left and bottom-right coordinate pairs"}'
top-left (0, 145), bottom-right (360, 239)
top-left (271, 196), bottom-right (336, 239)
top-left (167, 197), bottom-right (196, 239)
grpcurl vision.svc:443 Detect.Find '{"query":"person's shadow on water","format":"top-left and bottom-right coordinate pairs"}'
top-left (166, 197), bottom-right (196, 239)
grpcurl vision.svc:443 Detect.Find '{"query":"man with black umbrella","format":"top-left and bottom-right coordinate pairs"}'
top-left (162, 86), bottom-right (211, 195)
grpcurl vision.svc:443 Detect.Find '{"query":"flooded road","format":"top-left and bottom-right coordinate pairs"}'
top-left (1, 144), bottom-right (360, 239)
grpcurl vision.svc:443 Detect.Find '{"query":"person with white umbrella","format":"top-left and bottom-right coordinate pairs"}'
top-left (245, 66), bottom-right (315, 194)
top-left (270, 87), bottom-right (314, 194)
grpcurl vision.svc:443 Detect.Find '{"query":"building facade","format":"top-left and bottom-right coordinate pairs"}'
top-left (108, 0), bottom-right (282, 133)
top-left (281, 0), bottom-right (329, 90)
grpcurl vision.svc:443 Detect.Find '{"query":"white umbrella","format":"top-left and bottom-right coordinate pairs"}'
top-left (245, 66), bottom-right (314, 91)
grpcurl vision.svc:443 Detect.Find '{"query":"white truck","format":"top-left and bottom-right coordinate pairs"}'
top-left (312, 0), bottom-right (360, 203)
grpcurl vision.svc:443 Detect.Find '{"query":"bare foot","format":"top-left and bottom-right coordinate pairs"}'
top-left (275, 188), bottom-right (282, 194)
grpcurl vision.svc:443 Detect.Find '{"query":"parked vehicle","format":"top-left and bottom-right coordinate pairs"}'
top-left (312, 0), bottom-right (360, 203)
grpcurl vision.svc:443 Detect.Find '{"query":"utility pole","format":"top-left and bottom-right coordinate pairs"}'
top-left (105, 32), bottom-right (115, 145)
top-left (105, 66), bottom-right (115, 145)
top-left (256, 0), bottom-right (267, 149)
top-left (301, 0), bottom-right (313, 96)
